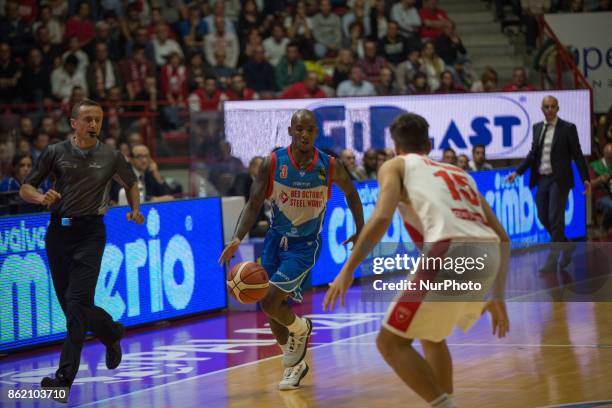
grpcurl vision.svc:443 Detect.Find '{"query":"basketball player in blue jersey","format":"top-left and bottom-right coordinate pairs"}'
top-left (219, 109), bottom-right (364, 390)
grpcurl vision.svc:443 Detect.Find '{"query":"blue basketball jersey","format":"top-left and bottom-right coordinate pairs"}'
top-left (266, 146), bottom-right (335, 239)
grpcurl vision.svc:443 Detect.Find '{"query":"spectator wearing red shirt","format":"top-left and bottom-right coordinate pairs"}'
top-left (419, 0), bottom-right (452, 40)
top-left (120, 45), bottom-right (156, 101)
top-left (65, 1), bottom-right (96, 47)
top-left (281, 72), bottom-right (326, 99)
top-left (227, 74), bottom-right (257, 100)
top-left (160, 52), bottom-right (188, 106)
top-left (502, 67), bottom-right (537, 92)
top-left (189, 76), bottom-right (223, 112)
top-left (356, 40), bottom-right (390, 83)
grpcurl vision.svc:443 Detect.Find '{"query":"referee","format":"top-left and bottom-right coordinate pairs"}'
top-left (19, 99), bottom-right (144, 403)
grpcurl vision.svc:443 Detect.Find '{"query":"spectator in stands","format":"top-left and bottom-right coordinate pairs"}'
top-left (436, 70), bottom-right (465, 93)
top-left (337, 65), bottom-right (376, 97)
top-left (211, 48), bottom-right (238, 85)
top-left (187, 53), bottom-right (209, 90)
top-left (442, 147), bottom-right (457, 165)
top-left (375, 67), bottom-right (399, 96)
top-left (0, 0), bottom-right (34, 59)
top-left (31, 132), bottom-right (50, 161)
top-left (395, 49), bottom-right (422, 94)
top-left (357, 40), bottom-right (390, 83)
top-left (471, 67), bottom-right (499, 92)
top-left (238, 0), bottom-right (271, 45)
top-left (204, 15), bottom-right (240, 69)
top-left (593, 0), bottom-right (611, 11)
top-left (420, 41), bottom-right (446, 90)
top-left (228, 155), bottom-right (264, 198)
top-left (120, 3), bottom-right (142, 45)
top-left (209, 139), bottom-right (245, 195)
top-left (0, 152), bottom-right (33, 193)
top-left (125, 25), bottom-right (155, 61)
top-left (390, 0), bottom-right (421, 41)
top-left (48, 0), bottom-right (68, 19)
top-left (85, 21), bottom-right (121, 62)
top-left (376, 148), bottom-right (388, 169)
top-left (284, 0), bottom-right (315, 60)
top-left (419, 0), bottom-right (452, 40)
top-left (0, 142), bottom-right (11, 177)
top-left (160, 51), bottom-right (188, 128)
top-left (281, 71), bottom-right (326, 99)
top-left (275, 42), bottom-right (307, 92)
top-left (357, 148), bottom-right (379, 180)
top-left (522, 0), bottom-right (550, 54)
top-left (19, 116), bottom-right (35, 141)
top-left (179, 5), bottom-right (208, 52)
top-left (0, 43), bottom-right (20, 103)
top-left (119, 144), bottom-right (174, 204)
top-left (34, 26), bottom-right (62, 74)
top-left (434, 21), bottom-right (467, 66)
top-left (457, 153), bottom-right (469, 171)
top-left (188, 76), bottom-right (222, 112)
top-left (502, 67), bottom-right (537, 92)
top-left (152, 23), bottom-right (183, 67)
top-left (342, 21), bottom-right (366, 59)
top-left (340, 149), bottom-right (364, 181)
top-left (370, 0), bottom-right (389, 39)
top-left (263, 24), bottom-right (289, 66)
top-left (66, 1), bottom-right (96, 48)
top-left (590, 143), bottom-right (612, 235)
top-left (239, 28), bottom-right (264, 66)
top-left (332, 48), bottom-right (354, 90)
top-left (379, 21), bottom-right (409, 66)
top-left (103, 86), bottom-right (129, 139)
top-left (408, 71), bottom-right (431, 94)
top-left (204, 0), bottom-right (236, 35)
top-left (343, 0), bottom-right (372, 38)
top-left (63, 36), bottom-right (90, 74)
top-left (312, 0), bottom-right (343, 59)
top-left (243, 45), bottom-right (276, 96)
top-left (120, 45), bottom-right (155, 101)
top-left (86, 42), bottom-right (122, 100)
top-left (39, 116), bottom-right (59, 140)
top-left (33, 5), bottom-right (64, 45)
top-left (51, 55), bottom-right (88, 100)
top-left (469, 144), bottom-right (493, 171)
top-left (565, 0), bottom-right (584, 12)
top-left (18, 48), bottom-right (52, 105)
top-left (228, 74), bottom-right (257, 100)
top-left (132, 76), bottom-right (159, 112)
top-left (148, 7), bottom-right (175, 40)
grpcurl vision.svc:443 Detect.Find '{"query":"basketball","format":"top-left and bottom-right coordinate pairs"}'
top-left (227, 261), bottom-right (269, 304)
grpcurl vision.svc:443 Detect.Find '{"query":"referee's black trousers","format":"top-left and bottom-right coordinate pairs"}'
top-left (46, 216), bottom-right (122, 385)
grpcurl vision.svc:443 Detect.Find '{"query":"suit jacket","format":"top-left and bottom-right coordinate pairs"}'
top-left (516, 117), bottom-right (589, 190)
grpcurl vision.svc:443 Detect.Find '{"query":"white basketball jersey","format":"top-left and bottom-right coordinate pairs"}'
top-left (397, 154), bottom-right (499, 243)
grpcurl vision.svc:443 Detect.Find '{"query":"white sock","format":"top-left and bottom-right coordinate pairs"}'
top-left (430, 393), bottom-right (457, 408)
top-left (286, 316), bottom-right (308, 335)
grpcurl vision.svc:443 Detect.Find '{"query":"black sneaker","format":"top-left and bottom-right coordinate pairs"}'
top-left (106, 323), bottom-right (125, 369)
top-left (41, 376), bottom-right (70, 403)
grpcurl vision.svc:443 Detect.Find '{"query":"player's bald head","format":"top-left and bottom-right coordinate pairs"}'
top-left (290, 109), bottom-right (316, 126)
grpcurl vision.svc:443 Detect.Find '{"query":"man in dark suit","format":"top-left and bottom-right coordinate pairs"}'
top-left (507, 95), bottom-right (590, 266)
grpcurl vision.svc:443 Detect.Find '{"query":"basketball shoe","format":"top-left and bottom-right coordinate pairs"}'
top-left (282, 317), bottom-right (312, 367)
top-left (279, 360), bottom-right (309, 390)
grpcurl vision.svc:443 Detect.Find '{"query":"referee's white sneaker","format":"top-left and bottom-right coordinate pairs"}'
top-left (282, 317), bottom-right (312, 368)
top-left (279, 360), bottom-right (309, 391)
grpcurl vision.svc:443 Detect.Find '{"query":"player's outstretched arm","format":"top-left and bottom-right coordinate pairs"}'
top-left (218, 156), bottom-right (271, 265)
top-left (479, 193), bottom-right (510, 338)
top-left (323, 158), bottom-right (404, 311)
top-left (332, 160), bottom-right (364, 246)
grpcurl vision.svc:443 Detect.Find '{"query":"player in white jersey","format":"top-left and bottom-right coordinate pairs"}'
top-left (323, 113), bottom-right (510, 408)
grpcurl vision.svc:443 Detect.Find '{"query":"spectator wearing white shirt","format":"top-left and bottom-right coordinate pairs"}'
top-left (204, 0), bottom-right (236, 34)
top-left (343, 0), bottom-right (372, 38)
top-left (51, 55), bottom-right (89, 100)
top-left (204, 15), bottom-right (240, 69)
top-left (263, 24), bottom-right (289, 66)
top-left (468, 144), bottom-right (493, 171)
top-left (337, 66), bottom-right (376, 97)
top-left (312, 0), bottom-right (342, 59)
top-left (391, 0), bottom-right (422, 39)
top-left (152, 23), bottom-right (184, 66)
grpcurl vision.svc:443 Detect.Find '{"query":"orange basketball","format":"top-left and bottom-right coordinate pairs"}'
top-left (227, 261), bottom-right (269, 304)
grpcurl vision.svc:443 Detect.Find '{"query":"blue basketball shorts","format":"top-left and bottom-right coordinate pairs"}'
top-left (261, 231), bottom-right (322, 302)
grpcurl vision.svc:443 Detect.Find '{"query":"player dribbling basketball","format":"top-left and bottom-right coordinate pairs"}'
top-left (219, 109), bottom-right (364, 390)
top-left (324, 113), bottom-right (510, 408)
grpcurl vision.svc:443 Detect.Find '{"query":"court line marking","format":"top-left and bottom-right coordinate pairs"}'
top-left (308, 342), bottom-right (611, 348)
top-left (79, 330), bottom-right (379, 407)
top-left (537, 400), bottom-right (612, 408)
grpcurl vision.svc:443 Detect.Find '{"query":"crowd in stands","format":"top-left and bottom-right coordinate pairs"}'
top-left (0, 0), bottom-right (609, 223)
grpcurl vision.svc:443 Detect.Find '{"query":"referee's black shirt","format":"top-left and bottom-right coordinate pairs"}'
top-left (25, 139), bottom-right (137, 217)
